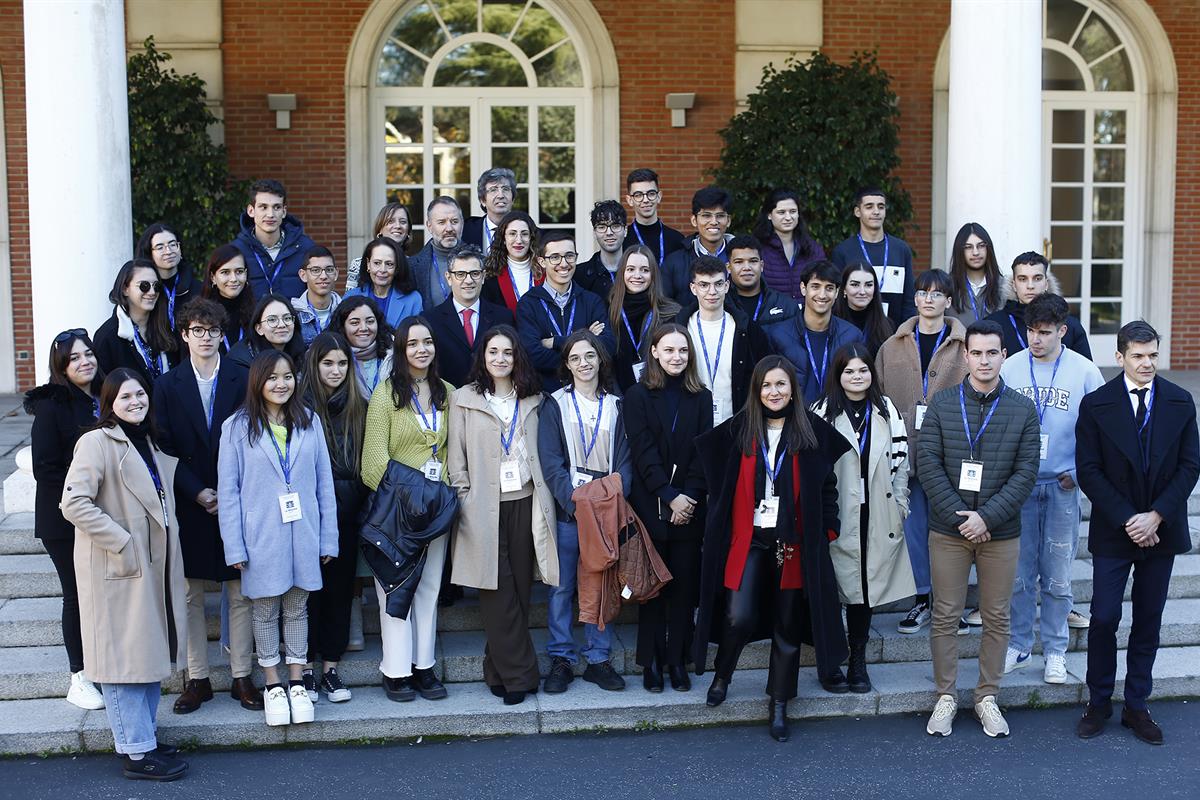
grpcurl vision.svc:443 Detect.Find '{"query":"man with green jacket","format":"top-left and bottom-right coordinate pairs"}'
top-left (918, 319), bottom-right (1040, 739)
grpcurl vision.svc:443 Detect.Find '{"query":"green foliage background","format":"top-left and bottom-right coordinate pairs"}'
top-left (712, 51), bottom-right (915, 253)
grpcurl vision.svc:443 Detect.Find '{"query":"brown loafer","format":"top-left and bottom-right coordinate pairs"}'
top-left (1121, 707), bottom-right (1163, 745)
top-left (230, 676), bottom-right (264, 711)
top-left (173, 678), bottom-right (213, 714)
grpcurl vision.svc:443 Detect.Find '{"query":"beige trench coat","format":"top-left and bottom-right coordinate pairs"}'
top-left (446, 387), bottom-right (559, 590)
top-left (61, 425), bottom-right (187, 684)
top-left (820, 397), bottom-right (917, 607)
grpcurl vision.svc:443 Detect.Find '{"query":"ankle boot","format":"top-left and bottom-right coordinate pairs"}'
top-left (847, 641), bottom-right (871, 693)
top-left (768, 699), bottom-right (790, 742)
top-left (706, 676), bottom-right (729, 707)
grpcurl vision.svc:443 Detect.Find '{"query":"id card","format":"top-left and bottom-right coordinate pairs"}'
top-left (881, 265), bottom-right (906, 294)
top-left (621, 584), bottom-right (633, 600)
top-left (754, 497), bottom-right (779, 528)
top-left (573, 471), bottom-right (593, 489)
top-left (959, 460), bottom-right (984, 493)
top-left (279, 492), bottom-right (302, 523)
top-left (1039, 433), bottom-right (1049, 461)
top-left (422, 459), bottom-right (443, 482)
top-left (914, 403), bottom-right (927, 430)
top-left (500, 458), bottom-right (523, 492)
top-left (631, 361), bottom-right (645, 382)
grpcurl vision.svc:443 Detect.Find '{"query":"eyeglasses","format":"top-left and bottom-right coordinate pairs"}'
top-left (186, 326), bottom-right (224, 339)
top-left (691, 279), bottom-right (728, 294)
top-left (53, 328), bottom-right (87, 348)
top-left (594, 223), bottom-right (625, 234)
top-left (963, 243), bottom-right (988, 253)
top-left (696, 212), bottom-right (729, 223)
top-left (485, 184), bottom-right (514, 197)
top-left (629, 190), bottom-right (660, 202)
top-left (151, 240), bottom-right (181, 253)
top-left (136, 280), bottom-right (163, 294)
top-left (449, 269), bottom-right (483, 282)
top-left (305, 266), bottom-right (338, 277)
top-left (541, 252), bottom-right (578, 266)
top-left (915, 290), bottom-right (947, 301)
top-left (567, 352), bottom-right (599, 366)
top-left (262, 314), bottom-right (295, 328)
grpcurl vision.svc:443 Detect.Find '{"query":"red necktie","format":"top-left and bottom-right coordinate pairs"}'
top-left (462, 308), bottom-right (475, 347)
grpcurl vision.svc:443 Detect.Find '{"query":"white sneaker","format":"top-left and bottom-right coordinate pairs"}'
top-left (1003, 647), bottom-right (1031, 674)
top-left (263, 686), bottom-right (290, 726)
top-left (975, 695), bottom-right (1010, 737)
top-left (964, 607), bottom-right (982, 626)
top-left (1067, 609), bottom-right (1090, 629)
top-left (926, 694), bottom-right (957, 736)
top-left (289, 684), bottom-right (315, 724)
top-left (66, 672), bottom-right (105, 710)
top-left (1044, 653), bottom-right (1067, 684)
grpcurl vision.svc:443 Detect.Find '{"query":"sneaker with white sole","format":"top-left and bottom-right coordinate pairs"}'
top-left (898, 602), bottom-right (931, 634)
top-left (321, 668), bottom-right (352, 703)
top-left (301, 669), bottom-right (319, 703)
top-left (975, 696), bottom-right (1010, 737)
top-left (964, 607), bottom-right (982, 626)
top-left (1003, 647), bottom-right (1031, 674)
top-left (66, 671), bottom-right (105, 710)
top-left (957, 618), bottom-right (970, 636)
top-left (926, 694), bottom-right (957, 736)
top-left (1044, 653), bottom-right (1067, 684)
top-left (263, 686), bottom-right (290, 726)
top-left (1067, 609), bottom-right (1090, 629)
top-left (289, 684), bottom-right (315, 724)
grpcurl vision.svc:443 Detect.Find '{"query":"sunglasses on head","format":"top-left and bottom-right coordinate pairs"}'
top-left (136, 280), bottom-right (163, 294)
top-left (53, 328), bottom-right (87, 348)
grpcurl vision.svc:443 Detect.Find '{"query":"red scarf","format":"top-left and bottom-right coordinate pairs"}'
top-left (725, 450), bottom-right (804, 590)
top-left (497, 268), bottom-right (543, 314)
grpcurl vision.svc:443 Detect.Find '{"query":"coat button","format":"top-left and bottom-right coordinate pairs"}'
top-left (376, 541), bottom-right (382, 546)
top-left (889, 532), bottom-right (896, 538)
top-left (930, 370), bottom-right (937, 377)
top-left (886, 492), bottom-right (892, 498)
top-left (394, 561), bottom-right (400, 566)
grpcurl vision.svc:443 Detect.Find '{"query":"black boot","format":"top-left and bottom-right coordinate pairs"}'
top-left (768, 699), bottom-right (790, 742)
top-left (847, 641), bottom-right (871, 693)
top-left (642, 660), bottom-right (664, 693)
top-left (706, 676), bottom-right (729, 707)
top-left (820, 667), bottom-right (849, 694)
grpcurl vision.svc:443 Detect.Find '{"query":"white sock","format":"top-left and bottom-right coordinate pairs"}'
top-left (128, 752), bottom-right (146, 761)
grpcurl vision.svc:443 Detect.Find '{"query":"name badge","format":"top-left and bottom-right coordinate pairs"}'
top-left (914, 403), bottom-right (927, 431)
top-left (500, 458), bottom-right (523, 493)
top-left (422, 459), bottom-right (443, 482)
top-left (1039, 433), bottom-right (1049, 461)
top-left (881, 265), bottom-right (905, 294)
top-left (279, 492), bottom-right (302, 523)
top-left (959, 460), bottom-right (984, 493)
top-left (572, 471), bottom-right (593, 489)
top-left (754, 497), bottom-right (779, 528)
top-left (631, 361), bottom-right (645, 382)
top-left (621, 584), bottom-right (633, 600)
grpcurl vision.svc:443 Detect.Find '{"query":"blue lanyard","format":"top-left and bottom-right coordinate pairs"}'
top-left (253, 251), bottom-right (283, 292)
top-left (620, 310), bottom-right (654, 354)
top-left (968, 285), bottom-right (981, 320)
top-left (540, 298), bottom-right (576, 338)
top-left (222, 325), bottom-right (243, 355)
top-left (855, 404), bottom-right (872, 454)
top-left (268, 427), bottom-right (293, 487)
top-left (203, 370), bottom-right (219, 430)
top-left (1009, 315), bottom-right (1027, 349)
top-left (411, 390), bottom-right (439, 457)
top-left (483, 223), bottom-right (494, 250)
top-left (432, 251), bottom-right (449, 300)
top-left (508, 263), bottom-right (534, 298)
top-left (91, 398), bottom-right (100, 419)
top-left (357, 358), bottom-right (381, 394)
top-left (803, 328), bottom-right (829, 390)
top-left (163, 279), bottom-right (178, 330)
top-left (751, 293), bottom-right (765, 322)
top-left (759, 436), bottom-right (787, 490)
top-left (857, 234), bottom-right (889, 269)
top-left (633, 222), bottom-right (665, 260)
top-left (130, 325), bottom-right (163, 378)
top-left (959, 384), bottom-right (1002, 458)
top-left (915, 326), bottom-right (948, 400)
top-left (500, 397), bottom-right (520, 455)
top-left (1028, 348), bottom-right (1064, 425)
top-left (570, 390), bottom-right (604, 464)
top-left (696, 314), bottom-right (727, 388)
top-left (306, 297), bottom-right (328, 334)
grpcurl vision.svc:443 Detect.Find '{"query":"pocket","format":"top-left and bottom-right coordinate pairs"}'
top-left (104, 537), bottom-right (141, 580)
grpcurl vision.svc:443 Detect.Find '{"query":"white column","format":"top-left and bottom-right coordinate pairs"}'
top-left (24, 0), bottom-right (131, 384)
top-left (945, 0), bottom-right (1042, 273)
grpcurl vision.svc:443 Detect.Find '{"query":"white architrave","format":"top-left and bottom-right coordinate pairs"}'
top-left (0, 66), bottom-right (14, 392)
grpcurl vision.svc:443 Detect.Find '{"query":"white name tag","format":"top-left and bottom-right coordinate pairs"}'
top-left (753, 497), bottom-right (779, 528)
top-left (914, 404), bottom-right (927, 430)
top-left (621, 584), bottom-right (633, 600)
top-left (422, 459), bottom-right (442, 482)
top-left (881, 265), bottom-right (905, 294)
top-left (959, 460), bottom-right (984, 493)
top-left (500, 458), bottom-right (523, 493)
top-left (631, 361), bottom-right (645, 382)
top-left (572, 470), bottom-right (593, 489)
top-left (279, 492), bottom-right (302, 523)
top-left (1039, 433), bottom-right (1049, 461)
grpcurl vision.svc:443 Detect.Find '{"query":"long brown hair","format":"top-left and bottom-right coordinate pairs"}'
top-left (466, 325), bottom-right (542, 398)
top-left (388, 316), bottom-right (448, 411)
top-left (949, 222), bottom-right (1002, 314)
top-left (556, 329), bottom-right (617, 393)
top-left (91, 368), bottom-right (157, 443)
top-left (108, 259), bottom-right (178, 354)
top-left (301, 331), bottom-right (366, 473)
top-left (48, 330), bottom-right (106, 395)
top-left (640, 323), bottom-right (703, 393)
top-left (201, 244), bottom-right (256, 340)
top-left (736, 355), bottom-right (817, 455)
top-left (240, 350), bottom-right (311, 441)
top-left (483, 210), bottom-right (540, 279)
top-left (606, 245), bottom-right (679, 354)
top-left (832, 262), bottom-right (895, 353)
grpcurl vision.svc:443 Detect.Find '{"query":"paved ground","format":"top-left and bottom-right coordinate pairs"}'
top-left (2, 702), bottom-right (1197, 799)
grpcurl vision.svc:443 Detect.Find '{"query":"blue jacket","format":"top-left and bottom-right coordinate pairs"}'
top-left (217, 411), bottom-right (339, 599)
top-left (408, 241), bottom-right (453, 311)
top-left (232, 213), bottom-right (317, 301)
top-left (515, 284), bottom-right (616, 391)
top-left (344, 286), bottom-right (422, 330)
top-left (290, 292), bottom-right (343, 346)
top-left (767, 314), bottom-right (865, 404)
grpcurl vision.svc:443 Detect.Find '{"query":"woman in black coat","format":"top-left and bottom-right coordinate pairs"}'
top-left (92, 258), bottom-right (179, 388)
top-left (23, 328), bottom-right (106, 709)
top-left (623, 323), bottom-right (711, 692)
top-left (693, 355), bottom-right (851, 742)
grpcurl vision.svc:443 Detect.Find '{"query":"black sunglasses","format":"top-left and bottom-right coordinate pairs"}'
top-left (53, 328), bottom-right (87, 349)
top-left (136, 280), bottom-right (163, 294)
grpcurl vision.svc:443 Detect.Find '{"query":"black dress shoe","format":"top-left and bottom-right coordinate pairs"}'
top-left (543, 657), bottom-right (574, 694)
top-left (706, 676), bottom-right (728, 707)
top-left (820, 668), bottom-right (850, 694)
top-left (503, 690), bottom-right (527, 705)
top-left (1122, 707), bottom-right (1164, 745)
top-left (1076, 703), bottom-right (1112, 739)
top-left (122, 752), bottom-right (188, 782)
top-left (668, 664), bottom-right (691, 692)
top-left (412, 667), bottom-right (448, 700)
top-left (173, 678), bottom-right (213, 714)
top-left (768, 700), bottom-right (790, 742)
top-left (383, 675), bottom-right (416, 702)
top-left (488, 684), bottom-right (506, 698)
top-left (642, 662), bottom-right (664, 693)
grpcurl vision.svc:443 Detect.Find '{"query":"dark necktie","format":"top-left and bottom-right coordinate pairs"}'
top-left (1132, 387), bottom-right (1150, 471)
top-left (1132, 387), bottom-right (1148, 429)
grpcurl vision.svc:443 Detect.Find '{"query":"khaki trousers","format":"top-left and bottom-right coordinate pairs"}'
top-left (185, 578), bottom-right (254, 679)
top-left (929, 533), bottom-right (1019, 704)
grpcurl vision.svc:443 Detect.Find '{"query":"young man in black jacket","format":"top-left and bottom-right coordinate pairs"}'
top-left (726, 235), bottom-right (798, 329)
top-left (575, 200), bottom-right (626, 299)
top-left (918, 319), bottom-right (1040, 740)
top-left (661, 186), bottom-right (734, 306)
top-left (1074, 321), bottom-right (1200, 744)
top-left (623, 168), bottom-right (686, 265)
top-left (985, 252), bottom-right (1091, 360)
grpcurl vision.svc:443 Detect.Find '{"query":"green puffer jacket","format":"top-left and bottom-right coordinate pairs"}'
top-left (917, 377), bottom-right (1040, 540)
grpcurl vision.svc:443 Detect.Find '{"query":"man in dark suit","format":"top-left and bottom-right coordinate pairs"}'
top-left (425, 243), bottom-right (514, 388)
top-left (1075, 321), bottom-right (1200, 744)
top-left (152, 299), bottom-right (262, 714)
top-left (462, 167), bottom-right (517, 251)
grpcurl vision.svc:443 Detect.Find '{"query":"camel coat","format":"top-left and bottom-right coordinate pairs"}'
top-left (61, 425), bottom-right (187, 684)
top-left (446, 386), bottom-right (559, 590)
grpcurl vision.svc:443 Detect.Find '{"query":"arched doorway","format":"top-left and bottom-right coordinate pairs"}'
top-left (345, 0), bottom-right (620, 258)
top-left (933, 0), bottom-right (1178, 365)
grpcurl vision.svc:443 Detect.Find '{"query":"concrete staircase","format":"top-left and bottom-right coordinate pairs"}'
top-left (2, 494), bottom-right (1199, 754)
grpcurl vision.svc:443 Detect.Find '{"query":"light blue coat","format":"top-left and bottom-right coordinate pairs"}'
top-left (217, 411), bottom-right (339, 599)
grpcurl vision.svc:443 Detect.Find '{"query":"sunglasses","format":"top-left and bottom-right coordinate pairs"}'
top-left (136, 280), bottom-right (163, 294)
top-left (53, 328), bottom-right (87, 349)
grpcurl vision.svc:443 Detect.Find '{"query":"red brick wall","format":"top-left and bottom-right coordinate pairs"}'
top-left (0, 0), bottom-right (30, 388)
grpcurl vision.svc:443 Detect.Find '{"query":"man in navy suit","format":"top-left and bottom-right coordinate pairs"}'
top-left (1074, 321), bottom-right (1200, 744)
top-left (424, 243), bottom-right (514, 388)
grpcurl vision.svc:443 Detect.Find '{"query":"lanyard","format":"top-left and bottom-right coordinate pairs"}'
top-left (857, 234), bottom-right (889, 270)
top-left (253, 250), bottom-right (283, 292)
top-left (411, 390), bottom-right (439, 456)
top-left (163, 279), bottom-right (178, 330)
top-left (959, 384), bottom-right (1002, 459)
top-left (432, 251), bottom-right (449, 300)
top-left (91, 398), bottom-right (100, 419)
top-left (222, 325), bottom-right (243, 355)
top-left (751, 293), bottom-right (765, 322)
top-left (1028, 348), bottom-right (1064, 425)
top-left (915, 326), bottom-right (949, 400)
top-left (759, 435), bottom-right (786, 491)
top-left (968, 285), bottom-right (981, 320)
top-left (500, 397), bottom-right (520, 455)
top-left (203, 371), bottom-right (219, 430)
top-left (130, 325), bottom-right (163, 378)
top-left (541, 297), bottom-right (576, 338)
top-left (621, 310), bottom-right (654, 354)
top-left (570, 390), bottom-right (604, 464)
top-left (696, 314), bottom-right (727, 388)
top-left (483, 223), bottom-right (494, 250)
top-left (357, 358), bottom-right (381, 394)
top-left (1009, 315), bottom-right (1027, 349)
top-left (855, 404), bottom-right (872, 454)
top-left (268, 426), bottom-right (293, 487)
top-left (803, 328), bottom-right (829, 390)
top-left (508, 263), bottom-right (534, 299)
top-left (633, 221), bottom-right (665, 260)
top-left (306, 297), bottom-right (328, 334)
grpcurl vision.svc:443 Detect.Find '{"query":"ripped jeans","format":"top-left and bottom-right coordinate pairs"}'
top-left (1009, 481), bottom-right (1081, 658)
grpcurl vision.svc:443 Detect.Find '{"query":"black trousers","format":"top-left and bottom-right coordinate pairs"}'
top-left (307, 512), bottom-right (360, 664)
top-left (636, 538), bottom-right (701, 668)
top-left (479, 497), bottom-right (541, 692)
top-left (845, 603), bottom-right (872, 647)
top-left (714, 547), bottom-right (805, 701)
top-left (43, 537), bottom-right (84, 673)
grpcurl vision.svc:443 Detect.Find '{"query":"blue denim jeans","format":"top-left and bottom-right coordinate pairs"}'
top-left (1009, 481), bottom-right (1080, 657)
top-left (547, 520), bottom-right (612, 664)
top-left (102, 682), bottom-right (160, 755)
top-left (902, 478), bottom-right (931, 595)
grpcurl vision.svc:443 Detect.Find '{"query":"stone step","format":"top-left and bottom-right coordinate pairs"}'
top-left (0, 514), bottom-right (40, 555)
top-left (0, 554), bottom-right (58, 598)
top-left (5, 645), bottom-right (1199, 756)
